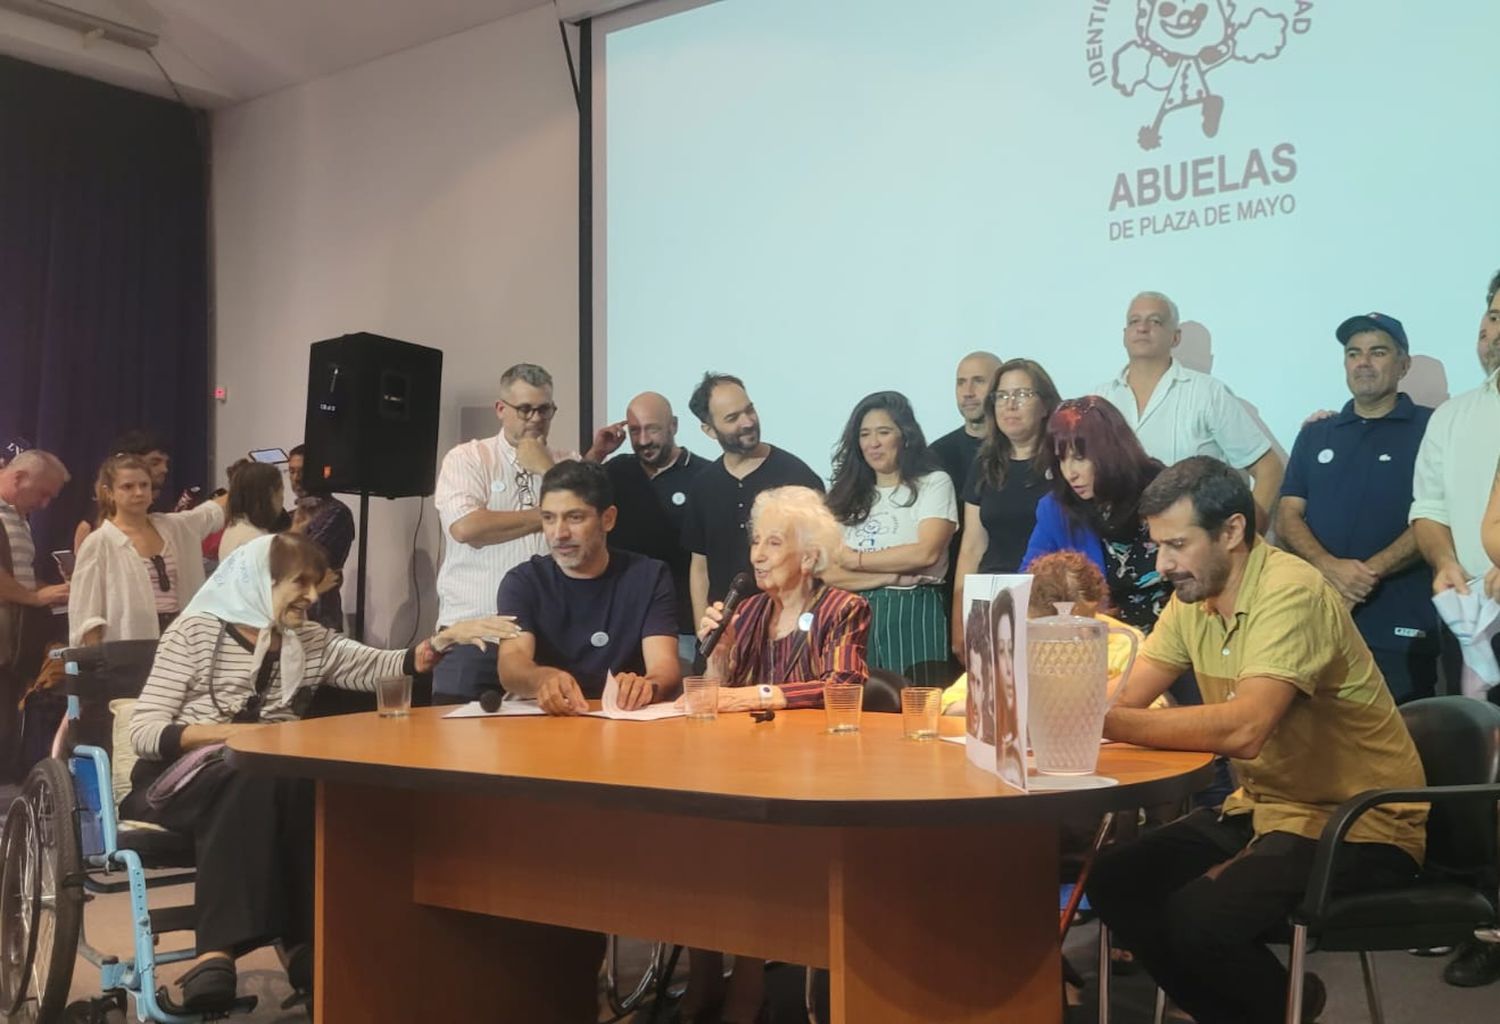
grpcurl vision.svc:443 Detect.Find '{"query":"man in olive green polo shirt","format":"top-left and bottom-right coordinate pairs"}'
top-left (1086, 456), bottom-right (1426, 1024)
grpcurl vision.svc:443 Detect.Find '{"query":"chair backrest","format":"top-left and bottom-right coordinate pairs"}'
top-left (863, 668), bottom-right (908, 713)
top-left (1400, 697), bottom-right (1500, 887)
top-left (61, 640), bottom-right (161, 755)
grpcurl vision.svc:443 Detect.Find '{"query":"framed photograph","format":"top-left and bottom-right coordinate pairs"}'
top-left (963, 574), bottom-right (1031, 791)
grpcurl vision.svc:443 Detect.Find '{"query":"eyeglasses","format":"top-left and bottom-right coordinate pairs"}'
top-left (992, 388), bottom-right (1038, 406)
top-left (506, 402), bottom-right (557, 421)
top-left (148, 554), bottom-right (170, 592)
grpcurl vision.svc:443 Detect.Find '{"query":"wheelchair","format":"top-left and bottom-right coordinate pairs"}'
top-left (0, 640), bottom-right (257, 1023)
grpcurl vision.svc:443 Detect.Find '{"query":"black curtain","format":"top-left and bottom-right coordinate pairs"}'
top-left (0, 55), bottom-right (210, 573)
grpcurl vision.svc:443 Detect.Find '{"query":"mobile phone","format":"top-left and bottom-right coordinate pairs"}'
top-left (248, 448), bottom-right (288, 465)
top-left (52, 550), bottom-right (75, 581)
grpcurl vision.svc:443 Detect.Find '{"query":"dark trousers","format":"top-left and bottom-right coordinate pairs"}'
top-left (143, 768), bottom-right (316, 957)
top-left (0, 666), bottom-right (22, 782)
top-left (1086, 809), bottom-right (1418, 1024)
top-left (431, 639), bottom-right (500, 701)
top-left (1371, 644), bottom-right (1439, 704)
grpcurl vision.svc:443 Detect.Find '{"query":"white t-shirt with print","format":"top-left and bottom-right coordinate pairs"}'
top-left (841, 471), bottom-right (958, 585)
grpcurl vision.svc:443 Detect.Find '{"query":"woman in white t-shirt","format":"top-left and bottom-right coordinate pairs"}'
top-left (823, 391), bottom-right (957, 684)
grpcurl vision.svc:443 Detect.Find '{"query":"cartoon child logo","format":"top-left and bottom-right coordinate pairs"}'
top-left (1111, 1), bottom-right (1289, 150)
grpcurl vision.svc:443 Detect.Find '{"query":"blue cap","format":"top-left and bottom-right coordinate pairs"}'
top-left (1336, 312), bottom-right (1409, 353)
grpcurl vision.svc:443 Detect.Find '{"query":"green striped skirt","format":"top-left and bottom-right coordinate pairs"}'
top-left (863, 585), bottom-right (952, 686)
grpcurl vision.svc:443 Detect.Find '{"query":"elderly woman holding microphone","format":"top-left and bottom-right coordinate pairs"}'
top-left (682, 486), bottom-right (870, 1024)
top-left (695, 485), bottom-right (871, 712)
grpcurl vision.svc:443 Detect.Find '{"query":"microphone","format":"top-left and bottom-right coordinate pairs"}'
top-left (478, 690), bottom-right (503, 713)
top-left (699, 572), bottom-right (753, 659)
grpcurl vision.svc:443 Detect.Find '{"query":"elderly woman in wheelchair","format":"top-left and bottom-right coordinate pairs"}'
top-left (118, 532), bottom-right (513, 1013)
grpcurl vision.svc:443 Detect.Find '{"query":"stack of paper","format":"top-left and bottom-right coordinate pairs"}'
top-left (440, 672), bottom-right (684, 721)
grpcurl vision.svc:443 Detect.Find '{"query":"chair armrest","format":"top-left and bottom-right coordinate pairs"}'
top-left (1296, 783), bottom-right (1500, 925)
top-left (56, 645), bottom-right (106, 668)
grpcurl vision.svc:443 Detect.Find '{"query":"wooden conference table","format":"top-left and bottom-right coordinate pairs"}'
top-left (229, 708), bottom-right (1212, 1023)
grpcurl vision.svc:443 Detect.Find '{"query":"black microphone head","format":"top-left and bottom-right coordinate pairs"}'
top-left (723, 572), bottom-right (754, 609)
top-left (478, 689), bottom-right (503, 713)
top-left (699, 572), bottom-right (756, 660)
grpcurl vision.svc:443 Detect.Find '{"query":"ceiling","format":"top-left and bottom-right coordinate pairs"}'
top-left (0, 0), bottom-right (560, 107)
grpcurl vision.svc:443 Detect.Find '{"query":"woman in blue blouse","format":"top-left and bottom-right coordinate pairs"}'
top-left (1022, 396), bottom-right (1171, 632)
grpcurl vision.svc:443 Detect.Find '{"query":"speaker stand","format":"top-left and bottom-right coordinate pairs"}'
top-left (354, 491), bottom-right (370, 641)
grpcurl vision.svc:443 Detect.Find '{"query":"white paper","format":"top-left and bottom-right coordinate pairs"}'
top-left (588, 671), bottom-right (685, 721)
top-left (443, 698), bottom-right (545, 719)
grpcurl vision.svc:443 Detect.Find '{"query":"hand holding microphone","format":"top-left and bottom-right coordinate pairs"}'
top-left (698, 572), bottom-right (753, 660)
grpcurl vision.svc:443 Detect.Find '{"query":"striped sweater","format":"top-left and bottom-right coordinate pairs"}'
top-left (724, 587), bottom-right (870, 709)
top-left (130, 613), bottom-right (411, 760)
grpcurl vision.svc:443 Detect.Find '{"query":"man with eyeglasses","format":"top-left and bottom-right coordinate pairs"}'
top-left (433, 363), bottom-right (594, 703)
top-left (1094, 291), bottom-right (1283, 531)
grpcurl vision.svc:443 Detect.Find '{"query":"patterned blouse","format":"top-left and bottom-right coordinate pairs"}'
top-left (1102, 518), bottom-right (1171, 633)
top-left (724, 586), bottom-right (871, 709)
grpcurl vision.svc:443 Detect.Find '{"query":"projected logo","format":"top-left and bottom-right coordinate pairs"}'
top-left (1084, 0), bottom-right (1312, 243)
top-left (1094, 1), bottom-right (1312, 150)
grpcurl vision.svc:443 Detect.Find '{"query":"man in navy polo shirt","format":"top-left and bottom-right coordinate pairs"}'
top-left (497, 460), bottom-right (682, 715)
top-left (1276, 312), bottom-right (1438, 701)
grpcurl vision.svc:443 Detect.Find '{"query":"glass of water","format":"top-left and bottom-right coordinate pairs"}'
top-left (376, 675), bottom-right (412, 717)
top-left (900, 687), bottom-right (942, 740)
top-left (823, 683), bottom-right (863, 734)
top-left (682, 676), bottom-right (719, 721)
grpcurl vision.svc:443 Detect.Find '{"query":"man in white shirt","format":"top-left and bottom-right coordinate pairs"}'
top-left (1412, 270), bottom-right (1500, 603)
top-left (1408, 268), bottom-right (1500, 989)
top-left (432, 363), bottom-right (619, 702)
top-left (0, 449), bottom-right (70, 780)
top-left (1095, 292), bottom-right (1283, 531)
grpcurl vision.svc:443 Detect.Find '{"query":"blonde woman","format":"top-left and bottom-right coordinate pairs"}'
top-left (68, 454), bottom-right (225, 646)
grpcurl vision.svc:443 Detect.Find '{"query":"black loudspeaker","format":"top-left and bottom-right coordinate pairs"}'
top-left (303, 333), bottom-right (443, 498)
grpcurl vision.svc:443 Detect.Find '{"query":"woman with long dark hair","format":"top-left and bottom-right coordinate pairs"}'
top-left (823, 391), bottom-right (956, 683)
top-left (1022, 395), bottom-right (1171, 632)
top-left (950, 359), bottom-right (1061, 655)
top-left (218, 462), bottom-right (288, 560)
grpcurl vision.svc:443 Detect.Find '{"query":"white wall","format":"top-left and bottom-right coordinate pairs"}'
top-left (212, 4), bottom-right (580, 644)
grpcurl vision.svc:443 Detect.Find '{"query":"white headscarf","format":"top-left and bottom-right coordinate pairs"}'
top-left (181, 534), bottom-right (308, 710)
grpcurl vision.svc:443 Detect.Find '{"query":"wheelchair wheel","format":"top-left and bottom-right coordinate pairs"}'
top-left (1, 796), bottom-right (41, 1017)
top-left (21, 758), bottom-right (85, 1024)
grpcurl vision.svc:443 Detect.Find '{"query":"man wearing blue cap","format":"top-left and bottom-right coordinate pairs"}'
top-left (1275, 312), bottom-right (1438, 702)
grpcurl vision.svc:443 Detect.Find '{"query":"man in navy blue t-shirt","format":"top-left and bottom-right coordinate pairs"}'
top-left (497, 461), bottom-right (682, 715)
top-left (1276, 312), bottom-right (1438, 701)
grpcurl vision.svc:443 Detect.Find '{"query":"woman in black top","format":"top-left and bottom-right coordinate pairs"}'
top-left (949, 357), bottom-right (1059, 655)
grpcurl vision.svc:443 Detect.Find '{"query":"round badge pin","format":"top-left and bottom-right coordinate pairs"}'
top-left (672, 491), bottom-right (686, 506)
top-left (797, 612), bottom-right (814, 632)
top-left (1317, 448), bottom-right (1335, 464)
top-left (590, 631), bottom-right (609, 648)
